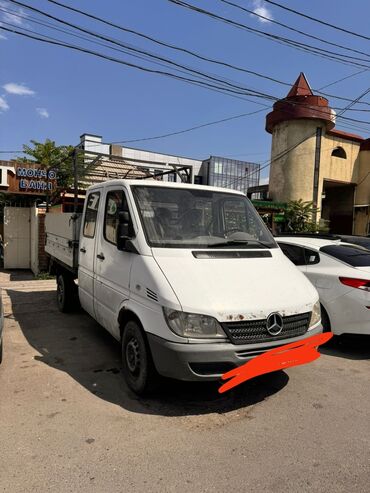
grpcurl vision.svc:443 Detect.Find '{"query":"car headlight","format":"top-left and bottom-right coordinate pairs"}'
top-left (163, 307), bottom-right (226, 339)
top-left (309, 300), bottom-right (321, 328)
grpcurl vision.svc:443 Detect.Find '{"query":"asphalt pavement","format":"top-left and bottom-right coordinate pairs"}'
top-left (0, 273), bottom-right (369, 492)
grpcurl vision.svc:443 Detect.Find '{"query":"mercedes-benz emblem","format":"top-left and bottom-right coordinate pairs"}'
top-left (266, 313), bottom-right (284, 336)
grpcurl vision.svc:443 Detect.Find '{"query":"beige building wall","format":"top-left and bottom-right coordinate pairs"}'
top-left (356, 150), bottom-right (370, 206)
top-left (269, 119), bottom-right (369, 231)
top-left (320, 133), bottom-right (360, 182)
top-left (269, 119), bottom-right (323, 203)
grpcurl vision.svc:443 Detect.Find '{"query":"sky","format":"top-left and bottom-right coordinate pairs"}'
top-left (0, 0), bottom-right (369, 183)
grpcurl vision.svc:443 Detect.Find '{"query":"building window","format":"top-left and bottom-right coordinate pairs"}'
top-left (214, 161), bottom-right (223, 174)
top-left (83, 191), bottom-right (100, 238)
top-left (194, 175), bottom-right (203, 184)
top-left (331, 147), bottom-right (346, 159)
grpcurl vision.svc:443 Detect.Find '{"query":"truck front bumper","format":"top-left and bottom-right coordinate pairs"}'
top-left (147, 324), bottom-right (323, 381)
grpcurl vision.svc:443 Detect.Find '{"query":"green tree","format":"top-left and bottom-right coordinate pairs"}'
top-left (19, 139), bottom-right (77, 190)
top-left (285, 199), bottom-right (319, 233)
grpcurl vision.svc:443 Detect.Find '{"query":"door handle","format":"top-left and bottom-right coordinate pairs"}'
top-left (96, 253), bottom-right (105, 260)
top-left (80, 247), bottom-right (86, 253)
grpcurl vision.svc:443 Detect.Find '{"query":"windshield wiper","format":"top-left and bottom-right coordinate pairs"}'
top-left (209, 239), bottom-right (272, 248)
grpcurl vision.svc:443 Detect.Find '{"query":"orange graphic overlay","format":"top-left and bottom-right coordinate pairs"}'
top-left (219, 332), bottom-right (333, 393)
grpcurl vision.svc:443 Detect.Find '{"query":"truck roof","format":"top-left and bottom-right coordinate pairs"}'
top-left (86, 179), bottom-right (246, 196)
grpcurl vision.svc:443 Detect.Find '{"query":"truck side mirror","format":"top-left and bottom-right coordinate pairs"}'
top-left (117, 210), bottom-right (134, 251)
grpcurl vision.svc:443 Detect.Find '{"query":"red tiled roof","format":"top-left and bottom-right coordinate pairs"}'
top-left (326, 129), bottom-right (364, 143)
top-left (286, 72), bottom-right (313, 98)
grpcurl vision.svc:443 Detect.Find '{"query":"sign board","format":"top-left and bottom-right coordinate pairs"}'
top-left (0, 161), bottom-right (58, 195)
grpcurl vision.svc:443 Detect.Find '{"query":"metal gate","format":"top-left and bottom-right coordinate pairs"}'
top-left (3, 206), bottom-right (31, 269)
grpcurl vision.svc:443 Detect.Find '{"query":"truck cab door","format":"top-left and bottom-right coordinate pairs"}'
top-left (94, 187), bottom-right (135, 339)
top-left (78, 189), bottom-right (102, 319)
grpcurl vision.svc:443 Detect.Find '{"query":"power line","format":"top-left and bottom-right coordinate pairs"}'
top-left (264, 0), bottom-right (370, 42)
top-left (336, 86), bottom-right (370, 117)
top-left (0, 7), bottom-right (274, 109)
top-left (6, 1), bottom-right (281, 102)
top-left (226, 87), bottom-right (370, 188)
top-left (5, 21), bottom-right (370, 140)
top-left (3, 17), bottom-right (370, 129)
top-left (36, 0), bottom-right (370, 107)
top-left (319, 69), bottom-right (368, 90)
top-left (224, 130), bottom-right (318, 189)
top-left (167, 0), bottom-right (370, 69)
top-left (0, 24), bottom-right (276, 102)
top-left (0, 19), bottom-right (363, 124)
top-left (18, 3), bottom-right (368, 119)
top-left (218, 0), bottom-right (370, 60)
top-left (0, 22), bottom-right (370, 134)
top-left (24, 1), bottom-right (365, 117)
top-left (108, 109), bottom-right (266, 144)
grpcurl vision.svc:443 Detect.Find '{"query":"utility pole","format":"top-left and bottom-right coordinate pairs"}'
top-left (73, 149), bottom-right (78, 213)
top-left (312, 127), bottom-right (322, 225)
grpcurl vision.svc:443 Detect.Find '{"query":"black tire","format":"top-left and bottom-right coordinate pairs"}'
top-left (121, 320), bottom-right (158, 395)
top-left (56, 273), bottom-right (78, 313)
top-left (0, 337), bottom-right (3, 365)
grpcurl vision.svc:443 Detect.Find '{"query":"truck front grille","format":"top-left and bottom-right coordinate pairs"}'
top-left (222, 312), bottom-right (311, 345)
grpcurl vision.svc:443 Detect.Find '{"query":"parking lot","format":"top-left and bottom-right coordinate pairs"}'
top-left (1, 274), bottom-right (369, 493)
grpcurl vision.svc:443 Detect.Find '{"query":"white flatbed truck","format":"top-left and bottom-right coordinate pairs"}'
top-left (45, 179), bottom-right (322, 394)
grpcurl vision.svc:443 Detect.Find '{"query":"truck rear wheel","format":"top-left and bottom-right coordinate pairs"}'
top-left (121, 320), bottom-right (158, 395)
top-left (57, 273), bottom-right (78, 313)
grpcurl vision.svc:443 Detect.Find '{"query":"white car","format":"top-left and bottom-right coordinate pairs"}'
top-left (276, 236), bottom-right (370, 336)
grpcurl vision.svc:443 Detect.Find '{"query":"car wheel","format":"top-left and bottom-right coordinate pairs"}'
top-left (57, 273), bottom-right (78, 313)
top-left (121, 320), bottom-right (158, 395)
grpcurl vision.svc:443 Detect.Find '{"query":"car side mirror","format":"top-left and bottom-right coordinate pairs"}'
top-left (117, 210), bottom-right (134, 251)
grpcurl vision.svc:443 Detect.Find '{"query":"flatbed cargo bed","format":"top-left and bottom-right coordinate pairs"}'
top-left (45, 213), bottom-right (81, 273)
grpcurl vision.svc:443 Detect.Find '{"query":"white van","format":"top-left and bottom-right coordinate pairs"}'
top-left (46, 180), bottom-right (322, 394)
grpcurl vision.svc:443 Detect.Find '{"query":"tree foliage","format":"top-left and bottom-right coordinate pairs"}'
top-left (285, 199), bottom-right (319, 233)
top-left (18, 139), bottom-right (77, 190)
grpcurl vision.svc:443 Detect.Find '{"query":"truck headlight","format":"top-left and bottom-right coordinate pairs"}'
top-left (309, 300), bottom-right (321, 329)
top-left (163, 307), bottom-right (226, 339)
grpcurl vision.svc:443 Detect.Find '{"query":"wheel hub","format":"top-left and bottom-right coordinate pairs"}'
top-left (126, 338), bottom-right (140, 374)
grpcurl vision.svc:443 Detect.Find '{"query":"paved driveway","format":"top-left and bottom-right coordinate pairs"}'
top-left (0, 275), bottom-right (369, 492)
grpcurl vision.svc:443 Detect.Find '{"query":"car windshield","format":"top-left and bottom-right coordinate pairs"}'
top-left (320, 244), bottom-right (370, 267)
top-left (131, 185), bottom-right (277, 249)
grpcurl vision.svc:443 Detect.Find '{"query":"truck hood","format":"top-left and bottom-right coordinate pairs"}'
top-left (152, 248), bottom-right (318, 322)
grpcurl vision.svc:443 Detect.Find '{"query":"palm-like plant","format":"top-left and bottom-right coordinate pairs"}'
top-left (19, 139), bottom-right (77, 190)
top-left (285, 199), bottom-right (319, 233)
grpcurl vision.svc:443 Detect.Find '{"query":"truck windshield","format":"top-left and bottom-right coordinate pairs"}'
top-left (131, 185), bottom-right (277, 249)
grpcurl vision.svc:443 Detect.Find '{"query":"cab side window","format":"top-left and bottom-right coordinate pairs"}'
top-left (83, 191), bottom-right (100, 238)
top-left (279, 243), bottom-right (306, 265)
top-left (104, 190), bottom-right (131, 245)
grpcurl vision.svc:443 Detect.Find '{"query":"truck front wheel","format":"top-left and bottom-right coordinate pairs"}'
top-left (57, 273), bottom-right (77, 313)
top-left (121, 320), bottom-right (158, 395)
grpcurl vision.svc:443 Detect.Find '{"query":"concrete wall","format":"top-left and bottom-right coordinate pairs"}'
top-left (30, 207), bottom-right (48, 275)
top-left (269, 119), bottom-right (320, 203)
top-left (30, 206), bottom-right (38, 275)
top-left (269, 119), bottom-right (368, 228)
top-left (356, 150), bottom-right (370, 206)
